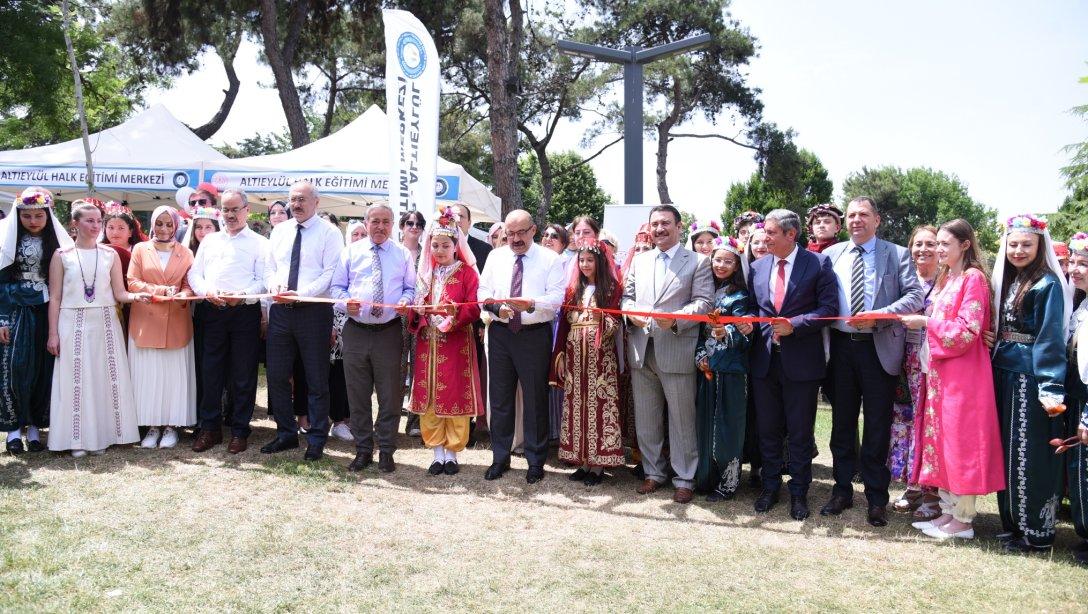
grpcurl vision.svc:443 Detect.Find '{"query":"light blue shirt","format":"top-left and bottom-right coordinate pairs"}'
top-left (330, 238), bottom-right (416, 324)
top-left (833, 235), bottom-right (877, 332)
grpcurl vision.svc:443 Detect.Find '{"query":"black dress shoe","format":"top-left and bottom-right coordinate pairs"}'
top-left (484, 460), bottom-right (510, 480)
top-left (583, 471), bottom-right (603, 486)
top-left (820, 494), bottom-right (855, 516)
top-left (443, 460), bottom-right (459, 475)
top-left (526, 465), bottom-right (545, 484)
top-left (26, 439), bottom-right (44, 453)
top-left (754, 488), bottom-right (780, 513)
top-left (260, 437), bottom-right (299, 454)
top-left (428, 461), bottom-right (444, 475)
top-left (790, 495), bottom-right (810, 520)
top-left (747, 470), bottom-right (762, 489)
top-left (1002, 537), bottom-right (1051, 555)
top-left (378, 451), bottom-right (395, 473)
top-left (6, 438), bottom-right (24, 455)
top-left (303, 444), bottom-right (323, 461)
top-left (706, 487), bottom-right (735, 503)
top-left (866, 504), bottom-right (888, 527)
top-left (347, 452), bottom-right (372, 472)
top-left (568, 468), bottom-right (589, 482)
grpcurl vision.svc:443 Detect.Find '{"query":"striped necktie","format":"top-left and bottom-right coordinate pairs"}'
top-left (850, 245), bottom-right (865, 316)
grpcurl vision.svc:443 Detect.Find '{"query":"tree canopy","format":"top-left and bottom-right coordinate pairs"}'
top-left (722, 148), bottom-right (832, 228)
top-left (519, 150), bottom-right (611, 227)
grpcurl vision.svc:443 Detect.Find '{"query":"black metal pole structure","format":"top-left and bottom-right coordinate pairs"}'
top-left (556, 33), bottom-right (712, 205)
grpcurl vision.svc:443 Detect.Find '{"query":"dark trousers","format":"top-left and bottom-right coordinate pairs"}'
top-left (292, 356), bottom-right (308, 416)
top-left (753, 350), bottom-right (819, 497)
top-left (267, 303), bottom-right (334, 447)
top-left (343, 319), bottom-right (404, 455)
top-left (290, 356), bottom-right (349, 422)
top-left (197, 302), bottom-right (261, 438)
top-left (828, 333), bottom-right (897, 506)
top-left (488, 322), bottom-right (552, 467)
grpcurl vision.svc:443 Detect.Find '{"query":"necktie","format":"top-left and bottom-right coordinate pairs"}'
top-left (370, 243), bottom-right (384, 318)
top-left (509, 254), bottom-right (524, 333)
top-left (850, 245), bottom-right (865, 316)
top-left (655, 252), bottom-right (670, 296)
top-left (773, 259), bottom-right (787, 313)
top-left (287, 224), bottom-right (303, 291)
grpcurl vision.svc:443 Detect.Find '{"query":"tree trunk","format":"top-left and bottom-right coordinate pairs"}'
top-left (534, 144), bottom-right (553, 224)
top-left (259, 0), bottom-right (310, 148)
top-left (190, 36), bottom-right (242, 140)
top-left (321, 55), bottom-right (339, 137)
top-left (483, 0), bottom-right (523, 216)
top-left (655, 86), bottom-right (684, 204)
top-left (61, 0), bottom-right (94, 193)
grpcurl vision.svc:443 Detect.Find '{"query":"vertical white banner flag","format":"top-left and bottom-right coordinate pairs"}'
top-left (383, 9), bottom-right (440, 232)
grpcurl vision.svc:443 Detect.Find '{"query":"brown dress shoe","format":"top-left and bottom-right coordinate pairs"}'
top-left (227, 436), bottom-right (247, 454)
top-left (636, 478), bottom-right (662, 495)
top-left (673, 487), bottom-right (694, 504)
top-left (191, 429), bottom-right (222, 452)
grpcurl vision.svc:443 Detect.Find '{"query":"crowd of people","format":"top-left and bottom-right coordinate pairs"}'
top-left (2, 182), bottom-right (1087, 566)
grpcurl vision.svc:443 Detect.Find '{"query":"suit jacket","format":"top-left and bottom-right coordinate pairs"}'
top-left (621, 245), bottom-right (713, 374)
top-left (748, 247), bottom-right (839, 381)
top-left (127, 241), bottom-right (195, 349)
top-left (467, 235), bottom-right (491, 273)
top-left (823, 238), bottom-right (923, 375)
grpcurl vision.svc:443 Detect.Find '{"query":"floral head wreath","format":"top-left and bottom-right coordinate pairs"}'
top-left (806, 203), bottom-right (844, 225)
top-left (689, 219), bottom-right (722, 237)
top-left (14, 186), bottom-right (54, 210)
top-left (189, 206), bottom-right (222, 223)
top-left (104, 201), bottom-right (132, 217)
top-left (573, 237), bottom-right (603, 254)
top-left (732, 210), bottom-right (764, 233)
top-left (1005, 213), bottom-right (1047, 235)
top-left (1069, 232), bottom-right (1088, 256)
top-left (431, 205), bottom-right (459, 239)
top-left (712, 235), bottom-right (743, 258)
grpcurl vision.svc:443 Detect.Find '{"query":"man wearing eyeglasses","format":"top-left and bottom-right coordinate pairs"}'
top-left (188, 189), bottom-right (269, 454)
top-left (477, 209), bottom-right (566, 483)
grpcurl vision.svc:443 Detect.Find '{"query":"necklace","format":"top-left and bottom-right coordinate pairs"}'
top-left (76, 247), bottom-right (98, 303)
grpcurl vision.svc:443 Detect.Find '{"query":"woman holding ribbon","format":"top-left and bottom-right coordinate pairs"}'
top-left (694, 236), bottom-right (753, 500)
top-left (407, 207), bottom-right (484, 475)
top-left (0, 187), bottom-right (72, 454)
top-left (550, 238), bottom-right (625, 485)
top-left (127, 205), bottom-right (197, 449)
top-left (990, 214), bottom-right (1071, 554)
top-left (47, 200), bottom-right (150, 457)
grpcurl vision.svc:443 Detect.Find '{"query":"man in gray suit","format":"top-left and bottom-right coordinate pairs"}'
top-left (819, 196), bottom-right (923, 526)
top-left (622, 204), bottom-right (713, 504)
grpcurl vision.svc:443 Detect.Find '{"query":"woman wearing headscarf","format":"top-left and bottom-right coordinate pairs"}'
top-left (127, 205), bottom-right (197, 449)
top-left (0, 187), bottom-right (72, 453)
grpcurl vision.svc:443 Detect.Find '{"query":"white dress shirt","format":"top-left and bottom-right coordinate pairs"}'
top-left (832, 236), bottom-right (878, 332)
top-left (768, 244), bottom-right (799, 298)
top-left (329, 237), bottom-right (416, 324)
top-left (478, 242), bottom-right (566, 325)
top-left (265, 214), bottom-right (344, 298)
top-left (187, 227), bottom-right (269, 302)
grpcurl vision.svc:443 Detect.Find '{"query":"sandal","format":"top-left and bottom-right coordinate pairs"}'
top-left (912, 492), bottom-right (941, 520)
top-left (893, 489), bottom-right (924, 512)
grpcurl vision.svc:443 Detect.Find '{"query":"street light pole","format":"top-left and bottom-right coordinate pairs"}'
top-left (557, 33), bottom-right (712, 205)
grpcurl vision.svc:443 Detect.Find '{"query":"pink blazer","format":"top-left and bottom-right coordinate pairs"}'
top-left (127, 241), bottom-right (194, 349)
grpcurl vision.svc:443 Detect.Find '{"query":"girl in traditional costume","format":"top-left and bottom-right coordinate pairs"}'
top-left (1064, 232), bottom-right (1088, 566)
top-left (903, 219), bottom-right (1004, 540)
top-left (694, 236), bottom-right (753, 500)
top-left (127, 205), bottom-right (197, 449)
top-left (990, 214), bottom-right (1071, 553)
top-left (550, 239), bottom-right (625, 485)
top-left (407, 207), bottom-right (484, 475)
top-left (47, 200), bottom-right (150, 457)
top-left (688, 219), bottom-right (721, 256)
top-left (0, 187), bottom-right (72, 454)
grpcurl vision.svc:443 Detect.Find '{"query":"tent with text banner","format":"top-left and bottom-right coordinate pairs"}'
top-left (0, 104), bottom-right (224, 210)
top-left (201, 104), bottom-right (502, 223)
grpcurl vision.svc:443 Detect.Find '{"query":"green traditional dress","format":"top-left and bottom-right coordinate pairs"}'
top-left (694, 287), bottom-right (752, 497)
top-left (992, 273), bottom-right (1067, 548)
top-left (0, 234), bottom-right (53, 432)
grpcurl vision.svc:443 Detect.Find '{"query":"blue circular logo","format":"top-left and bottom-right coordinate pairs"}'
top-left (172, 172), bottom-right (189, 188)
top-left (435, 177), bottom-right (449, 198)
top-left (397, 32), bottom-right (427, 79)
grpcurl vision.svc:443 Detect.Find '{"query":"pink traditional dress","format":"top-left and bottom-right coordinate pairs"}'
top-left (911, 267), bottom-right (1004, 495)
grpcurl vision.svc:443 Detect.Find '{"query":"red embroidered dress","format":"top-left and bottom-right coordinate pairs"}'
top-left (407, 261), bottom-right (484, 417)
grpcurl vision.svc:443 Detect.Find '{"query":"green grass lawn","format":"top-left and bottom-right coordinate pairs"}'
top-left (1, 405), bottom-right (1085, 612)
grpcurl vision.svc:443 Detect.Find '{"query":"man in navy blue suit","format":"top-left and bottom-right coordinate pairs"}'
top-left (747, 209), bottom-right (839, 520)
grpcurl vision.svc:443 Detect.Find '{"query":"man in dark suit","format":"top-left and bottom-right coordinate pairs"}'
top-left (819, 196), bottom-right (922, 526)
top-left (748, 208), bottom-right (839, 520)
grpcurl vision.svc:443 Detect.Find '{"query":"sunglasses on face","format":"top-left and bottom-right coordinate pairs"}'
top-left (189, 198), bottom-right (209, 207)
top-left (403, 221), bottom-right (420, 228)
top-left (542, 231), bottom-right (560, 239)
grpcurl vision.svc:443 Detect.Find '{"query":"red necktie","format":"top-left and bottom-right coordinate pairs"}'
top-left (773, 259), bottom-right (787, 313)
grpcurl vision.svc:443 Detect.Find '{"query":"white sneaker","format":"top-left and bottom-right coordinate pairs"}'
top-left (71, 449), bottom-right (87, 458)
top-left (922, 525), bottom-right (974, 540)
top-left (141, 427), bottom-right (161, 449)
top-left (158, 427), bottom-right (178, 449)
top-left (331, 423), bottom-right (353, 442)
top-left (911, 520), bottom-right (937, 530)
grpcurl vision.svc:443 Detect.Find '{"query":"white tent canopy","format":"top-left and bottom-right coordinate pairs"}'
top-left (0, 104), bottom-right (225, 210)
top-left (203, 105), bottom-right (502, 223)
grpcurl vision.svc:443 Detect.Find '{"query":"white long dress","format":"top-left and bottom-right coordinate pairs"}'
top-left (48, 246), bottom-right (139, 451)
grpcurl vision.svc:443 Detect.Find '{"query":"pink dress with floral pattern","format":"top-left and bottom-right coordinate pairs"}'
top-left (911, 268), bottom-right (1005, 495)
